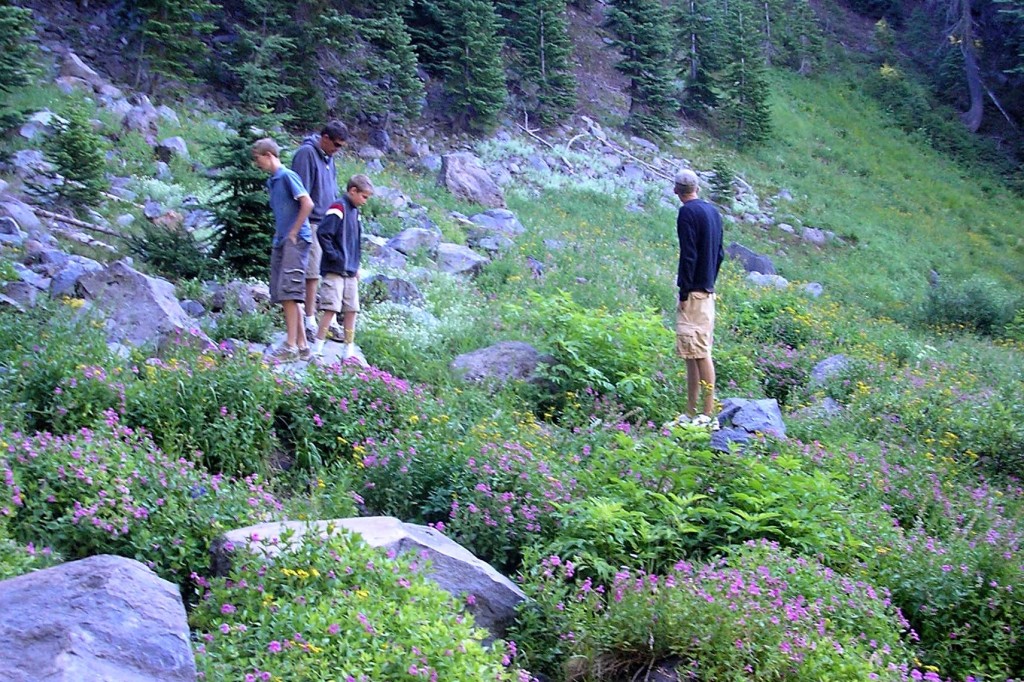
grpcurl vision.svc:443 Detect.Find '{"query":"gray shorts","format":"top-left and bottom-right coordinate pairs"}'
top-left (270, 238), bottom-right (311, 303)
top-left (305, 221), bottom-right (322, 280)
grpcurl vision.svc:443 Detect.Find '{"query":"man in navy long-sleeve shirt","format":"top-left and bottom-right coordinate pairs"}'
top-left (673, 169), bottom-right (724, 429)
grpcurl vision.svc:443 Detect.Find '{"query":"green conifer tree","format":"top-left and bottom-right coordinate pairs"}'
top-left (709, 2), bottom-right (773, 146)
top-left (127, 0), bottom-right (215, 89)
top-left (674, 0), bottom-right (728, 115)
top-left (499, 0), bottom-right (577, 125)
top-left (47, 100), bottom-right (109, 212)
top-left (0, 4), bottom-right (39, 93)
top-left (354, 0), bottom-right (425, 124)
top-left (407, 0), bottom-right (508, 132)
top-left (605, 0), bottom-right (676, 136)
top-left (209, 118), bottom-right (279, 279)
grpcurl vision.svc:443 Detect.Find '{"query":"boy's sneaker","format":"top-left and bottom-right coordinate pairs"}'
top-left (340, 343), bottom-right (355, 361)
top-left (662, 413), bottom-right (692, 430)
top-left (270, 344), bottom-right (299, 361)
top-left (298, 346), bottom-right (313, 361)
top-left (327, 322), bottom-right (346, 342)
top-left (691, 414), bottom-right (721, 431)
top-left (304, 319), bottom-right (319, 343)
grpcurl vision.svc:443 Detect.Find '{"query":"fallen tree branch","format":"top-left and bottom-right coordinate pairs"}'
top-left (32, 207), bottom-right (121, 237)
top-left (514, 121), bottom-right (576, 174)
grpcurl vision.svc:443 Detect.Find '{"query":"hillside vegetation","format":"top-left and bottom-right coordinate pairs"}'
top-left (1, 1), bottom-right (1024, 681)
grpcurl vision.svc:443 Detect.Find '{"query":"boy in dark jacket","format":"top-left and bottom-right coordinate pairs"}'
top-left (311, 174), bottom-right (374, 361)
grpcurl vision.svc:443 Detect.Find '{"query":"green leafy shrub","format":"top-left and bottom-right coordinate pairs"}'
top-left (513, 540), bottom-right (925, 681)
top-left (0, 303), bottom-right (115, 433)
top-left (543, 431), bottom-right (863, 582)
top-left (0, 518), bottom-right (60, 581)
top-left (754, 342), bottom-right (811, 407)
top-left (205, 308), bottom-right (275, 344)
top-left (0, 419), bottom-right (281, 586)
top-left (124, 336), bottom-right (284, 474)
top-left (190, 528), bottom-right (523, 681)
top-left (868, 523), bottom-right (1024, 678)
top-left (125, 219), bottom-right (222, 281)
top-left (285, 363), bottom-right (431, 471)
top-left (518, 291), bottom-right (681, 421)
top-left (921, 274), bottom-right (1020, 336)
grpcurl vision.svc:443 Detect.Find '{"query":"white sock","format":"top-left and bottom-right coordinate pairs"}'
top-left (305, 315), bottom-right (316, 326)
top-left (312, 339), bottom-right (325, 354)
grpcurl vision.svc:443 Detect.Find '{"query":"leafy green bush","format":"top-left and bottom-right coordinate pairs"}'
top-left (0, 518), bottom-right (60, 581)
top-left (754, 342), bottom-right (811, 407)
top-left (285, 363), bottom-right (431, 471)
top-left (0, 419), bottom-right (281, 586)
top-left (920, 274), bottom-right (1020, 336)
top-left (204, 308), bottom-right (275, 344)
top-left (517, 290), bottom-right (680, 421)
top-left (124, 337), bottom-right (284, 474)
top-left (0, 303), bottom-right (115, 433)
top-left (513, 540), bottom-right (924, 681)
top-left (190, 528), bottom-right (523, 681)
top-left (543, 431), bottom-right (863, 582)
top-left (125, 219), bottom-right (222, 282)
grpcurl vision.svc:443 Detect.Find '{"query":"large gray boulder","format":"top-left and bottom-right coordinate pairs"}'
top-left (386, 227), bottom-right (441, 256)
top-left (436, 243), bottom-right (489, 277)
top-left (726, 242), bottom-right (776, 275)
top-left (213, 517), bottom-right (525, 638)
top-left (362, 274), bottom-right (424, 306)
top-left (76, 260), bottom-right (196, 346)
top-left (719, 397), bottom-right (786, 437)
top-left (451, 341), bottom-right (554, 386)
top-left (440, 153), bottom-right (506, 208)
top-left (49, 255), bottom-right (104, 298)
top-left (0, 555), bottom-right (195, 682)
top-left (810, 354), bottom-right (850, 387)
top-left (467, 208), bottom-right (525, 237)
top-left (0, 198), bottom-right (45, 235)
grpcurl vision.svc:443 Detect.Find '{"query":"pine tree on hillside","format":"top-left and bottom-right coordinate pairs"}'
top-left (408, 0), bottom-right (507, 132)
top-left (353, 0), bottom-right (425, 125)
top-left (209, 118), bottom-right (279, 279)
top-left (46, 100), bottom-right (109, 213)
top-left (709, 2), bottom-right (772, 146)
top-left (126, 0), bottom-right (215, 89)
top-left (0, 4), bottom-right (39, 93)
top-left (216, 0), bottom-right (330, 130)
top-left (498, 0), bottom-right (577, 125)
top-left (605, 0), bottom-right (676, 137)
top-left (674, 0), bottom-right (729, 115)
top-left (758, 0), bottom-right (823, 72)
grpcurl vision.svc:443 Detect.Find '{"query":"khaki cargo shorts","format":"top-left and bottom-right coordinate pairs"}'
top-left (319, 273), bottom-right (360, 313)
top-left (675, 291), bottom-right (715, 359)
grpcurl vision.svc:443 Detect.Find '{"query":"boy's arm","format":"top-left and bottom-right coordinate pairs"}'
top-left (290, 147), bottom-right (314, 191)
top-left (288, 195), bottom-right (314, 243)
top-left (317, 206), bottom-right (345, 266)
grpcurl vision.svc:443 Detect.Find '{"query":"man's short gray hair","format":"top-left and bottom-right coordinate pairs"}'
top-left (674, 168), bottom-right (700, 195)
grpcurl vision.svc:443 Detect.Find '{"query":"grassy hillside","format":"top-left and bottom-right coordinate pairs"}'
top-left (2, 41), bottom-right (1024, 682)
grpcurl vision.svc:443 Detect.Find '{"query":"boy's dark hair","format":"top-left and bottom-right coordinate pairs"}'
top-left (322, 120), bottom-right (349, 142)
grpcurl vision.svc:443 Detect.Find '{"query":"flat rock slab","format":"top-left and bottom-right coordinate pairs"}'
top-left (214, 516), bottom-right (525, 637)
top-left (0, 555), bottom-right (195, 682)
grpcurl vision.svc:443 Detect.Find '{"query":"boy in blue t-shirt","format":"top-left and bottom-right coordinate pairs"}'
top-left (252, 138), bottom-right (314, 361)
